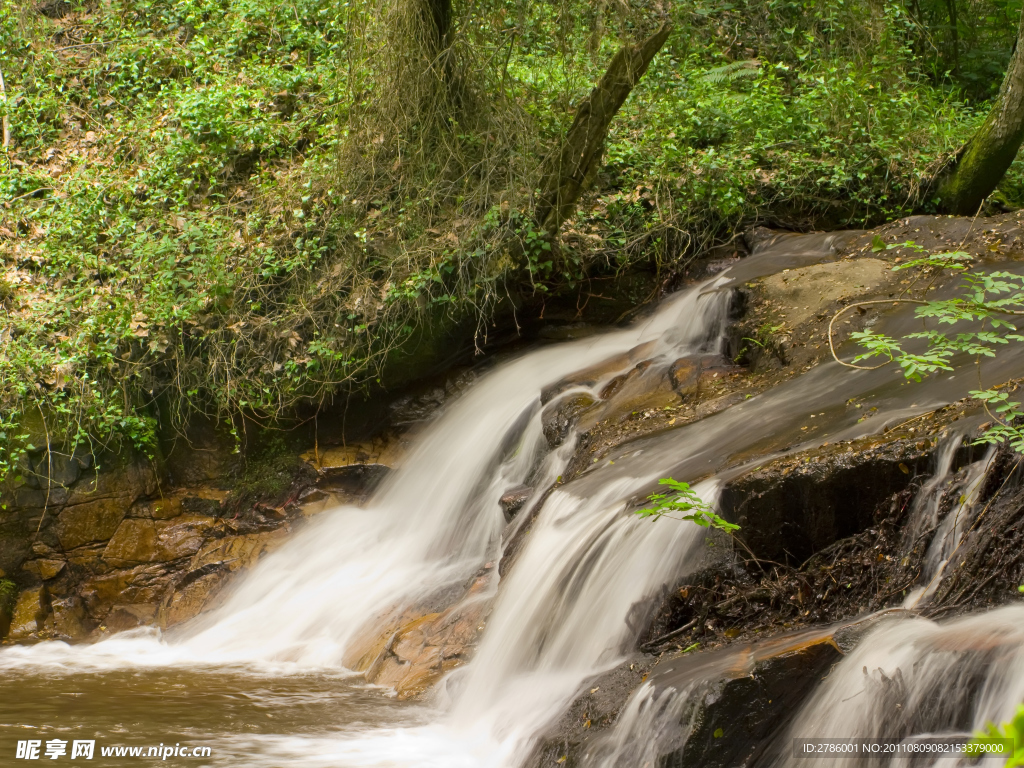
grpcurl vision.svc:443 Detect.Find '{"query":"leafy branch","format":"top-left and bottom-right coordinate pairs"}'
top-left (833, 240), bottom-right (1024, 453)
top-left (635, 478), bottom-right (739, 532)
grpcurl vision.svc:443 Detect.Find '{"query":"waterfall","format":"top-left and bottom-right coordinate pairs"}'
top-left (0, 271), bottom-right (739, 766)
top-left (4, 244), bottom-right (1023, 768)
top-left (760, 605), bottom-right (1024, 768)
top-left (903, 440), bottom-right (996, 610)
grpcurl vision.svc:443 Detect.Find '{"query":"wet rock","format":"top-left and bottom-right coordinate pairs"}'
top-left (51, 596), bottom-right (90, 641)
top-left (347, 572), bottom-right (492, 699)
top-left (102, 515), bottom-right (221, 566)
top-left (67, 459), bottom-right (156, 505)
top-left (540, 341), bottom-right (658, 405)
top-left (189, 529), bottom-right (289, 572)
top-left (180, 495), bottom-right (224, 517)
top-left (302, 437), bottom-right (404, 472)
top-left (149, 496), bottom-right (184, 520)
top-left (535, 629), bottom-right (846, 768)
top-left (317, 463), bottom-right (392, 496)
top-left (101, 603), bottom-right (157, 634)
top-left (31, 451), bottom-right (83, 489)
top-left (542, 394), bottom-right (598, 448)
top-left (80, 564), bottom-right (176, 613)
top-left (652, 630), bottom-right (843, 768)
top-left (500, 486), bottom-right (533, 519)
top-left (669, 358), bottom-right (701, 393)
top-left (371, 596), bottom-right (487, 699)
top-left (387, 369), bottom-right (478, 426)
top-left (591, 360), bottom-right (679, 421)
top-left (159, 563), bottom-right (232, 628)
top-left (21, 558), bottom-right (65, 581)
top-left (524, 655), bottom-right (656, 768)
top-left (6, 587), bottom-right (48, 641)
top-left (55, 498), bottom-right (130, 551)
top-left (720, 434), bottom-right (953, 564)
top-left (296, 490), bottom-right (344, 517)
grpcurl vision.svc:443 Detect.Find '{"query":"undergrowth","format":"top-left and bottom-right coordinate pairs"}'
top-left (1, 0), bottom-right (1022, 481)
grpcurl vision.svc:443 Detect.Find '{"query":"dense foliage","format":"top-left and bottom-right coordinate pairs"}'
top-left (1, 0), bottom-right (1023, 480)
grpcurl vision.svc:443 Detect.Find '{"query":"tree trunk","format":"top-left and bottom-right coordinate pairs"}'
top-left (419, 0), bottom-right (452, 56)
top-left (935, 8), bottom-right (1024, 215)
top-left (535, 24), bottom-right (672, 235)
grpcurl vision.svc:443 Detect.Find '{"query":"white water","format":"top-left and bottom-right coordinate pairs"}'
top-left (903, 440), bottom-right (995, 610)
top-left (761, 605), bottom-right (1024, 768)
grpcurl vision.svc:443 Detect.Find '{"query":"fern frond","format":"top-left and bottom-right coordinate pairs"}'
top-left (700, 59), bottom-right (761, 84)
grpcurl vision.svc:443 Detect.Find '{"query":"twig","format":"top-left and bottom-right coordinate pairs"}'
top-left (0, 63), bottom-right (9, 149)
top-left (35, 404), bottom-right (52, 535)
top-left (640, 617), bottom-right (699, 651)
top-left (828, 299), bottom-right (928, 369)
top-left (6, 187), bottom-right (54, 205)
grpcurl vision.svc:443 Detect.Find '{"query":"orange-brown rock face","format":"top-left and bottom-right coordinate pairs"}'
top-left (344, 572), bottom-right (493, 699)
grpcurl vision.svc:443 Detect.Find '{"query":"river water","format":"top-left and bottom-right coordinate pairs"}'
top-left (3, 237), bottom-right (1023, 767)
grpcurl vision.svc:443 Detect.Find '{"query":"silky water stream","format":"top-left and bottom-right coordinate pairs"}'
top-left (3, 241), bottom-right (1024, 768)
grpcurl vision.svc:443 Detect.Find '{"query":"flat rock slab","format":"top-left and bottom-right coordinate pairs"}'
top-left (757, 258), bottom-right (889, 329)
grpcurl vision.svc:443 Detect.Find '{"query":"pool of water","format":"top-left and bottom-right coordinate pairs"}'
top-left (0, 663), bottom-right (423, 767)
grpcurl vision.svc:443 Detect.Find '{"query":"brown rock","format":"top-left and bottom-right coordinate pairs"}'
top-left (540, 340), bottom-right (658, 404)
top-left (6, 587), bottom-right (47, 641)
top-left (541, 394), bottom-right (598, 448)
top-left (149, 496), bottom-right (184, 520)
top-left (758, 258), bottom-right (889, 329)
top-left (21, 558), bottom-right (66, 580)
top-left (101, 603), bottom-right (157, 634)
top-left (189, 530), bottom-right (289, 572)
top-left (67, 459), bottom-right (155, 504)
top-left (499, 486), bottom-right (533, 518)
top-left (159, 565), bottom-right (232, 629)
top-left (80, 564), bottom-right (175, 609)
top-left (297, 490), bottom-right (343, 517)
top-left (51, 596), bottom-right (90, 640)
top-left (102, 515), bottom-right (221, 566)
top-left (55, 498), bottom-right (130, 550)
top-left (353, 573), bottom-right (492, 699)
top-left (669, 357), bottom-right (701, 393)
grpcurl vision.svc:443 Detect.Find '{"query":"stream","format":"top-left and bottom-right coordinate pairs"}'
top-left (3, 237), bottom-right (1023, 767)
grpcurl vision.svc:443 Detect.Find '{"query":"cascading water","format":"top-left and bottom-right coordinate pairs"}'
top-left (903, 439), bottom-right (996, 610)
top-left (3, 240), bottom-right (1024, 768)
top-left (0, 267), bottom-right (738, 766)
top-left (758, 605), bottom-right (1024, 768)
top-left (578, 431), bottom-right (1012, 768)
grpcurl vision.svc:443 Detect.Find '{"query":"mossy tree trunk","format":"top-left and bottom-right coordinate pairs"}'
top-left (935, 8), bottom-right (1024, 214)
top-left (535, 24), bottom-right (672, 235)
